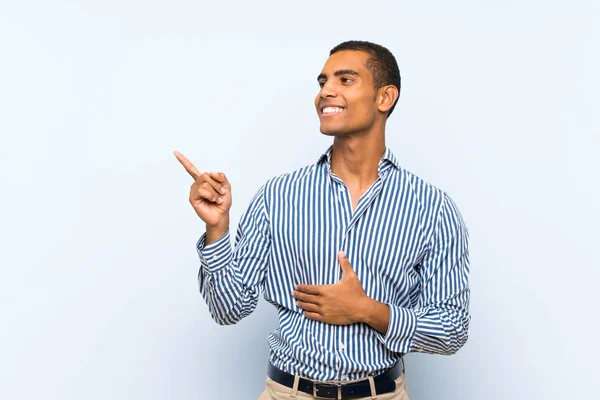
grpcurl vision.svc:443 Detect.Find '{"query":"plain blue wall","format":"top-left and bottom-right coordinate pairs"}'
top-left (1, 1), bottom-right (598, 399)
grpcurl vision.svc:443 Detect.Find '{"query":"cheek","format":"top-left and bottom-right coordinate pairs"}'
top-left (348, 101), bottom-right (374, 122)
top-left (361, 96), bottom-right (379, 117)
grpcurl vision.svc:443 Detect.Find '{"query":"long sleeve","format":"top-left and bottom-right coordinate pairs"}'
top-left (196, 185), bottom-right (271, 325)
top-left (376, 193), bottom-right (471, 355)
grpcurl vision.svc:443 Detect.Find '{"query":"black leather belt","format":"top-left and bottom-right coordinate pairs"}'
top-left (267, 360), bottom-right (403, 399)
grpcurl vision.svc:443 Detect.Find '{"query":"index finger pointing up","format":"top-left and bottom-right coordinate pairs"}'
top-left (174, 151), bottom-right (202, 180)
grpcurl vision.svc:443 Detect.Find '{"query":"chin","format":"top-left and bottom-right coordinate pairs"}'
top-left (320, 129), bottom-right (337, 137)
top-left (319, 123), bottom-right (347, 136)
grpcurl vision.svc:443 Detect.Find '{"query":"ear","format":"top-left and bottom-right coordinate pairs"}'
top-left (377, 85), bottom-right (399, 114)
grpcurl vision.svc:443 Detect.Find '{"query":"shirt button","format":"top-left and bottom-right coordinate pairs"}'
top-left (341, 375), bottom-right (348, 380)
top-left (339, 186), bottom-right (344, 192)
top-left (210, 255), bottom-right (217, 261)
top-left (340, 342), bottom-right (346, 351)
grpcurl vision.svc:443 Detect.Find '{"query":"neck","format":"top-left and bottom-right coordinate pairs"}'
top-left (330, 129), bottom-right (386, 189)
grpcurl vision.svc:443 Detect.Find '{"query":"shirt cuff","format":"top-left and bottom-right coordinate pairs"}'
top-left (196, 230), bottom-right (232, 274)
top-left (374, 304), bottom-right (417, 354)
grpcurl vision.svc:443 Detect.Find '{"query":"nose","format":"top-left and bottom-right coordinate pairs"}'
top-left (319, 81), bottom-right (338, 99)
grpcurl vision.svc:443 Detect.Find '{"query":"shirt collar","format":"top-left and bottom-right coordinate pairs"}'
top-left (317, 145), bottom-right (401, 174)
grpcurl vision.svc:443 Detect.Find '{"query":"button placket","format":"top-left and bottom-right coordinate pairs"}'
top-left (333, 180), bottom-right (352, 228)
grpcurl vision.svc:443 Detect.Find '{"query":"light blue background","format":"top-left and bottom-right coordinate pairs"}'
top-left (0, 1), bottom-right (598, 399)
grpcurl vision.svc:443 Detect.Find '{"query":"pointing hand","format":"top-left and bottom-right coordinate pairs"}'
top-left (174, 151), bottom-right (232, 227)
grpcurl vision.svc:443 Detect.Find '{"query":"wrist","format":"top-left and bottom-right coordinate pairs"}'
top-left (358, 297), bottom-right (390, 335)
top-left (205, 217), bottom-right (230, 245)
top-left (356, 295), bottom-right (376, 324)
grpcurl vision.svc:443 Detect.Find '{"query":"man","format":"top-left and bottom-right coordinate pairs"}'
top-left (175, 41), bottom-right (470, 400)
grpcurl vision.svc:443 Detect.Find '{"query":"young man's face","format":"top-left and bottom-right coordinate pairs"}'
top-left (315, 50), bottom-right (380, 136)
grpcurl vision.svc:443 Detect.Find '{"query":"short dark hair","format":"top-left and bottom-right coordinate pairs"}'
top-left (329, 41), bottom-right (401, 118)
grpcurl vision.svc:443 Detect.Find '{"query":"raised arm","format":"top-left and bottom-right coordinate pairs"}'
top-left (174, 151), bottom-right (270, 325)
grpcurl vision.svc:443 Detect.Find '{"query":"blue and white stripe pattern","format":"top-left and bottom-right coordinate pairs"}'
top-left (197, 146), bottom-right (470, 381)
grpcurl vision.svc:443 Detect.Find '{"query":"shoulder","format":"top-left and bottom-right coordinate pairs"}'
top-left (247, 162), bottom-right (321, 214)
top-left (263, 163), bottom-right (321, 193)
top-left (395, 166), bottom-right (448, 210)
top-left (393, 166), bottom-right (467, 231)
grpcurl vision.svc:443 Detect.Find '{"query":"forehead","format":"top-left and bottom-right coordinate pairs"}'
top-left (320, 50), bottom-right (371, 76)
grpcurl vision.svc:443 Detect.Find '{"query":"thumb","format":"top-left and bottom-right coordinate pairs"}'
top-left (338, 251), bottom-right (354, 276)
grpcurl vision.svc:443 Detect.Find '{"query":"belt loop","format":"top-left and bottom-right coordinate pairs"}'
top-left (291, 375), bottom-right (299, 398)
top-left (368, 376), bottom-right (377, 400)
top-left (401, 354), bottom-right (405, 375)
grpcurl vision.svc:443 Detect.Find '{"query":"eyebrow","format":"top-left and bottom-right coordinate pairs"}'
top-left (317, 69), bottom-right (360, 81)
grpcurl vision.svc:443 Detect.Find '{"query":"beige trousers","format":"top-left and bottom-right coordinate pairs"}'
top-left (257, 373), bottom-right (409, 400)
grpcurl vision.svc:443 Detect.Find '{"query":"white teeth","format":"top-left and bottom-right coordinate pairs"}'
top-left (323, 107), bottom-right (343, 114)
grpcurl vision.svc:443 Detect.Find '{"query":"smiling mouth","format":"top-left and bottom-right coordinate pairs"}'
top-left (321, 106), bottom-right (345, 116)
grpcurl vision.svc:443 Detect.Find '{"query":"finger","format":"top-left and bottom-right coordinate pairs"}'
top-left (197, 187), bottom-right (218, 202)
top-left (174, 151), bottom-right (202, 180)
top-left (303, 312), bottom-right (323, 322)
top-left (201, 172), bottom-right (228, 196)
top-left (338, 251), bottom-right (354, 276)
top-left (292, 290), bottom-right (320, 305)
top-left (295, 284), bottom-right (323, 295)
top-left (210, 172), bottom-right (231, 188)
top-left (296, 301), bottom-right (320, 313)
top-left (198, 182), bottom-right (222, 203)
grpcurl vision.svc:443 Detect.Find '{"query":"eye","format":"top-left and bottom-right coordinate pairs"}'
top-left (341, 77), bottom-right (354, 84)
top-left (318, 81), bottom-right (326, 88)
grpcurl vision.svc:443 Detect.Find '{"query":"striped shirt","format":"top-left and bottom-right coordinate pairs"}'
top-left (196, 146), bottom-right (470, 381)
